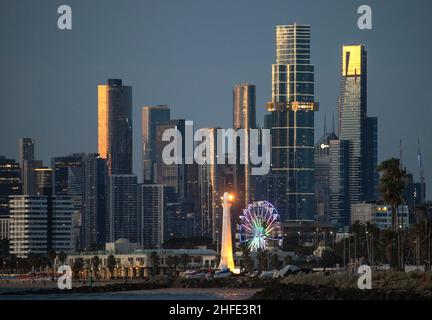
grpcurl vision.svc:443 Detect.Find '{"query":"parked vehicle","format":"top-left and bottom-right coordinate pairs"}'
top-left (183, 270), bottom-right (206, 279)
top-left (276, 265), bottom-right (301, 277)
top-left (214, 267), bottom-right (231, 279)
top-left (259, 270), bottom-right (278, 278)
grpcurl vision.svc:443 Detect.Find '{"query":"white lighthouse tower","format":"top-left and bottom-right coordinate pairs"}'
top-left (217, 192), bottom-right (235, 271)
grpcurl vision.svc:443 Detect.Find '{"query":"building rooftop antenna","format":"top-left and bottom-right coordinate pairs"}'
top-left (417, 138), bottom-right (425, 184)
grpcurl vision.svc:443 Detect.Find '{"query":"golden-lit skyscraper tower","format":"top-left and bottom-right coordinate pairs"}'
top-left (339, 45), bottom-right (378, 226)
top-left (98, 79), bottom-right (132, 175)
top-left (233, 84), bottom-right (256, 217)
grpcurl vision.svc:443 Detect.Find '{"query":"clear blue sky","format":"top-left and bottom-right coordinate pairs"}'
top-left (0, 0), bottom-right (431, 199)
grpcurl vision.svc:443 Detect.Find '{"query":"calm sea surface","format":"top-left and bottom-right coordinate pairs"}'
top-left (0, 288), bottom-right (255, 300)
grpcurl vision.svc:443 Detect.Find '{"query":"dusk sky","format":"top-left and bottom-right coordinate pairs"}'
top-left (0, 0), bottom-right (431, 199)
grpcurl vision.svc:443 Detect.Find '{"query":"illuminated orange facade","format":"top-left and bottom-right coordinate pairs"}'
top-left (97, 79), bottom-right (132, 175)
top-left (98, 85), bottom-right (108, 160)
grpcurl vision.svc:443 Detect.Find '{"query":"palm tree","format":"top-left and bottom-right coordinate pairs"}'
top-left (58, 251), bottom-right (67, 265)
top-left (377, 158), bottom-right (407, 231)
top-left (380, 229), bottom-right (396, 267)
top-left (73, 257), bottom-right (85, 278)
top-left (149, 251), bottom-right (160, 276)
top-left (107, 255), bottom-right (116, 279)
top-left (166, 256), bottom-right (176, 275)
top-left (91, 256), bottom-right (101, 277)
top-left (378, 158), bottom-right (407, 271)
top-left (6, 255), bottom-right (17, 273)
top-left (179, 254), bottom-right (190, 270)
top-left (28, 254), bottom-right (44, 273)
top-left (48, 249), bottom-right (57, 278)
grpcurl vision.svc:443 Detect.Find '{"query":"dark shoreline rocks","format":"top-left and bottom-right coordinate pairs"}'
top-left (0, 277), bottom-right (275, 296)
top-left (2, 276), bottom-right (432, 300)
top-left (251, 283), bottom-right (432, 300)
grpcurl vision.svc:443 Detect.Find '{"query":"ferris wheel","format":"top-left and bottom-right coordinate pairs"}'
top-left (237, 201), bottom-right (283, 252)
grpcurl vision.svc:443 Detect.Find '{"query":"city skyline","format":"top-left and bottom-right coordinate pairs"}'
top-left (0, 0), bottom-right (431, 199)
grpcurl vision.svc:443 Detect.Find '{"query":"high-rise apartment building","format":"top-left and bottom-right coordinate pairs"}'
top-left (9, 195), bottom-right (74, 258)
top-left (142, 105), bottom-right (170, 183)
top-left (0, 157), bottom-right (22, 217)
top-left (328, 139), bottom-right (350, 226)
top-left (82, 154), bottom-right (108, 248)
top-left (137, 184), bottom-right (176, 249)
top-left (0, 217), bottom-right (9, 240)
top-left (52, 154), bottom-right (84, 249)
top-left (155, 120), bottom-right (187, 199)
top-left (108, 174), bottom-right (137, 243)
top-left (266, 24), bottom-right (318, 221)
top-left (98, 79), bottom-right (133, 175)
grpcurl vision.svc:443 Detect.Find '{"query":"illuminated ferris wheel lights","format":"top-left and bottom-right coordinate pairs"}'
top-left (237, 200), bottom-right (283, 252)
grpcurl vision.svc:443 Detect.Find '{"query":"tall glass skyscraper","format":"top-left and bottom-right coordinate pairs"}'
top-left (233, 84), bottom-right (256, 216)
top-left (339, 45), bottom-right (378, 215)
top-left (142, 105), bottom-right (170, 183)
top-left (18, 138), bottom-right (34, 170)
top-left (98, 79), bottom-right (132, 175)
top-left (266, 24), bottom-right (318, 221)
top-left (108, 174), bottom-right (137, 243)
top-left (155, 120), bottom-right (187, 199)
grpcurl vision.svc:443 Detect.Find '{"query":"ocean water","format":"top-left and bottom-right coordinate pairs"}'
top-left (0, 289), bottom-right (255, 300)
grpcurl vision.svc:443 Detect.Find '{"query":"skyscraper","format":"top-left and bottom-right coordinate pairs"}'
top-left (266, 24), bottom-right (318, 221)
top-left (137, 184), bottom-right (176, 249)
top-left (0, 157), bottom-right (22, 217)
top-left (155, 119), bottom-right (187, 199)
top-left (9, 195), bottom-right (74, 258)
top-left (18, 138), bottom-right (34, 169)
top-left (328, 139), bottom-right (350, 226)
top-left (52, 154), bottom-right (84, 248)
top-left (339, 45), bottom-right (378, 214)
top-left (82, 154), bottom-right (107, 248)
top-left (233, 84), bottom-right (256, 216)
top-left (18, 138), bottom-right (35, 194)
top-left (34, 167), bottom-right (53, 196)
top-left (98, 79), bottom-right (132, 175)
top-left (22, 160), bottom-right (43, 195)
top-left (365, 116), bottom-right (378, 201)
top-left (142, 105), bottom-right (170, 183)
top-left (314, 129), bottom-right (338, 222)
top-left (197, 128), bottom-right (222, 241)
top-left (108, 174), bottom-right (137, 243)
top-left (52, 154), bottom-right (83, 196)
top-left (339, 45), bottom-right (367, 206)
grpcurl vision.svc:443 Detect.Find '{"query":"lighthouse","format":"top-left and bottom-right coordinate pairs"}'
top-left (218, 192), bottom-right (235, 271)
